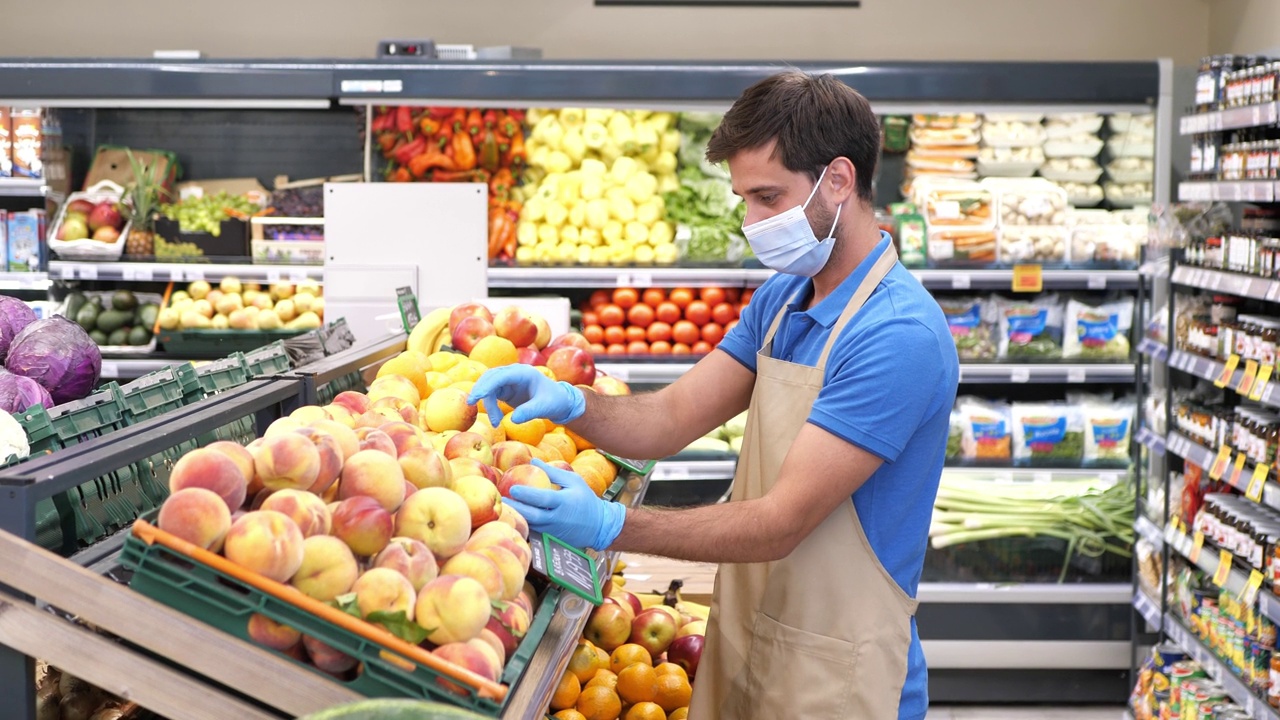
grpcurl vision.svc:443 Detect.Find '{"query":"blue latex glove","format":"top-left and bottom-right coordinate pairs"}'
top-left (504, 459), bottom-right (626, 551)
top-left (467, 365), bottom-right (586, 428)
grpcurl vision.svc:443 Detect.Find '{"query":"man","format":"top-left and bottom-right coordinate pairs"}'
top-left (470, 71), bottom-right (959, 719)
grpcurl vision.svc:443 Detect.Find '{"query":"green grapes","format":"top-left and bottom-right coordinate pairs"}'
top-left (160, 191), bottom-right (260, 236)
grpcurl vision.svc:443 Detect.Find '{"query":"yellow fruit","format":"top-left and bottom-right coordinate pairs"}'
top-left (377, 351), bottom-right (431, 399)
top-left (551, 670), bottom-right (583, 711)
top-left (668, 709), bottom-right (688, 720)
top-left (624, 702), bottom-right (666, 720)
top-left (469, 335), bottom-right (519, 368)
top-left (569, 640), bottom-right (609, 684)
top-left (610, 644), bottom-right (653, 674)
top-left (554, 711), bottom-right (589, 720)
top-left (541, 433), bottom-right (578, 463)
top-left (502, 414), bottom-right (546, 447)
top-left (653, 673), bottom-right (691, 713)
top-left (577, 685), bottom-right (622, 720)
top-left (616, 663), bottom-right (658, 705)
top-left (447, 361), bottom-right (484, 384)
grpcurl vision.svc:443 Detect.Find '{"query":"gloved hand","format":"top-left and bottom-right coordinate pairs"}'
top-left (467, 365), bottom-right (586, 428)
top-left (504, 459), bottom-right (626, 551)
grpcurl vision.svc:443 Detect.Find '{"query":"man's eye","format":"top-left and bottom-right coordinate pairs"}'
top-left (759, 195), bottom-right (776, 204)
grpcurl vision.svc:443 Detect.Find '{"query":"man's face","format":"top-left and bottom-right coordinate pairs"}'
top-left (727, 139), bottom-right (835, 236)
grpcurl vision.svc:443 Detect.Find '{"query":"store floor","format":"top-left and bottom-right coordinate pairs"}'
top-left (927, 708), bottom-right (1124, 719)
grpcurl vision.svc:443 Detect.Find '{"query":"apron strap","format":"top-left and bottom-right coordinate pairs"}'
top-left (816, 242), bottom-right (899, 370)
top-left (760, 289), bottom-right (803, 351)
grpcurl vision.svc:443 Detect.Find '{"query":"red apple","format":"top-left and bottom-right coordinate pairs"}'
top-left (452, 316), bottom-right (495, 354)
top-left (67, 198), bottom-right (95, 216)
top-left (493, 306), bottom-right (539, 348)
top-left (668, 633), bottom-right (704, 679)
top-left (533, 316), bottom-right (552, 350)
top-left (593, 375), bottom-right (631, 396)
top-left (611, 589), bottom-right (643, 617)
top-left (584, 601), bottom-right (632, 652)
top-left (630, 607), bottom-right (678, 657)
top-left (516, 346), bottom-right (541, 365)
top-left (87, 201), bottom-right (123, 232)
top-left (449, 303), bottom-right (494, 333)
top-left (545, 346), bottom-right (596, 386)
top-left (549, 332), bottom-right (591, 353)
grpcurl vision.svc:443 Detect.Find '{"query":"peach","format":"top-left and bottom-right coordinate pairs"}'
top-left (444, 432), bottom-right (493, 465)
top-left (290, 405), bottom-right (330, 424)
top-left (331, 496), bottom-right (394, 557)
top-left (373, 396), bottom-right (420, 427)
top-left (373, 537), bottom-right (439, 591)
top-left (204, 441), bottom-right (256, 487)
top-left (302, 635), bottom-right (357, 674)
top-left (247, 613), bottom-right (301, 652)
top-left (253, 433), bottom-right (321, 492)
top-left (368, 374), bottom-right (421, 407)
top-left (352, 567), bottom-right (417, 620)
top-left (157, 487), bottom-right (231, 551)
top-left (308, 418), bottom-right (360, 460)
top-left (354, 427), bottom-right (398, 458)
top-left (468, 637), bottom-right (504, 677)
top-left (416, 575), bottom-right (491, 645)
top-left (547, 460), bottom-right (573, 473)
top-left (431, 430), bottom-right (458, 454)
top-left (497, 464), bottom-right (555, 499)
top-left (264, 416), bottom-right (304, 439)
top-left (331, 391), bottom-right (371, 417)
top-left (357, 407), bottom-right (403, 429)
top-left (291, 427), bottom-right (343, 496)
top-left (395, 487), bottom-right (471, 559)
top-left (485, 614), bottom-right (521, 660)
top-left (541, 433), bottom-right (578, 464)
top-left (497, 503), bottom-right (530, 539)
top-left (469, 413), bottom-right (505, 447)
top-left (533, 315), bottom-right (552, 350)
top-left (323, 403), bottom-right (356, 429)
top-left (249, 487), bottom-right (273, 511)
top-left (449, 457), bottom-right (488, 480)
top-left (494, 599), bottom-right (532, 639)
top-left (424, 388), bottom-right (478, 433)
top-left (170, 448), bottom-right (249, 512)
top-left (404, 479), bottom-right (418, 501)
top-left (491, 441), bottom-right (533, 473)
top-left (222, 511), bottom-right (305, 583)
top-left (379, 420), bottom-right (423, 456)
top-left (451, 475), bottom-right (502, 529)
top-left (473, 545), bottom-right (526, 602)
top-left (468, 520), bottom-right (525, 548)
top-left (261, 489), bottom-right (332, 537)
top-left (338, 449), bottom-right (408, 512)
top-left (290, 535), bottom-right (359, 601)
top-left (493, 305), bottom-right (539, 348)
top-left (399, 446), bottom-right (453, 490)
top-left (441, 551), bottom-right (505, 601)
top-left (433, 642), bottom-right (500, 696)
top-left (476, 628), bottom-right (507, 667)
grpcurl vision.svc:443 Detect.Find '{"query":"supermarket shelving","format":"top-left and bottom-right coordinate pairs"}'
top-left (0, 272), bottom-right (50, 291)
top-left (1164, 431), bottom-right (1280, 512)
top-left (47, 261), bottom-right (323, 284)
top-left (1168, 349), bottom-right (1280, 407)
top-left (1163, 616), bottom-right (1280, 720)
top-left (1164, 522), bottom-right (1252, 599)
top-left (1178, 181), bottom-right (1279, 203)
top-left (98, 358), bottom-right (188, 381)
top-left (1136, 336), bottom-right (1170, 363)
top-left (1135, 425), bottom-right (1167, 455)
top-left (0, 179), bottom-right (48, 198)
top-left (597, 360), bottom-right (1136, 385)
top-left (1133, 590), bottom-right (1162, 630)
top-left (1135, 515), bottom-right (1165, 549)
top-left (1170, 265), bottom-right (1280, 304)
top-left (1179, 102), bottom-right (1279, 135)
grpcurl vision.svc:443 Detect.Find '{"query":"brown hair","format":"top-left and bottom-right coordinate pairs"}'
top-left (706, 71), bottom-right (880, 203)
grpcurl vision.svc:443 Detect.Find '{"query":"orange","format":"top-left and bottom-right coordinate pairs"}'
top-left (646, 321), bottom-right (672, 344)
top-left (552, 670), bottom-right (583, 710)
top-left (613, 288), bottom-right (639, 309)
top-left (670, 343), bottom-right (691, 356)
top-left (569, 641), bottom-right (608, 684)
top-left (649, 341), bottom-right (672, 355)
top-left (593, 645), bottom-right (611, 671)
top-left (589, 289), bottom-right (612, 309)
top-left (599, 304), bottom-right (626, 327)
top-left (610, 644), bottom-right (653, 674)
top-left (586, 669), bottom-right (618, 691)
top-left (668, 709), bottom-right (688, 720)
top-left (701, 322), bottom-right (724, 346)
top-left (699, 287), bottom-right (726, 306)
top-left (606, 344), bottom-right (627, 356)
top-left (564, 427), bottom-right (596, 453)
top-left (616, 662), bottom-right (658, 704)
top-left (671, 321), bottom-right (699, 346)
top-left (626, 341), bottom-right (649, 355)
top-left (469, 335), bottom-right (519, 368)
top-left (627, 304), bottom-right (655, 328)
top-left (624, 702), bottom-right (667, 720)
top-left (711, 302), bottom-right (737, 326)
top-left (642, 289), bottom-right (666, 307)
top-left (625, 326), bottom-right (647, 343)
top-left (653, 673), bottom-right (692, 712)
top-left (583, 311), bottom-right (599, 327)
top-left (376, 351), bottom-right (431, 399)
top-left (604, 326), bottom-right (627, 346)
top-left (554, 711), bottom-right (589, 720)
top-left (691, 341), bottom-right (713, 355)
top-left (653, 663), bottom-right (687, 682)
top-left (542, 433), bottom-right (578, 463)
top-left (584, 325), bottom-right (605, 345)
top-left (577, 685), bottom-right (623, 720)
top-left (654, 302), bottom-right (681, 325)
top-left (501, 413), bottom-right (546, 446)
top-left (684, 301), bottom-right (711, 326)
top-left (668, 288), bottom-right (694, 308)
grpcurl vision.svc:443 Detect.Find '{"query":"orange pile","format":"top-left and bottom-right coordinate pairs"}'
top-left (581, 286), bottom-right (752, 357)
top-left (550, 640), bottom-right (693, 720)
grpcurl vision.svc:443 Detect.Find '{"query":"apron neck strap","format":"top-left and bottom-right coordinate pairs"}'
top-left (816, 242), bottom-right (898, 369)
top-left (761, 288), bottom-right (802, 349)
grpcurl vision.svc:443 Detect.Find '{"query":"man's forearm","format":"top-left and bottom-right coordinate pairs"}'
top-left (567, 391), bottom-right (688, 461)
top-left (608, 500), bottom-right (798, 564)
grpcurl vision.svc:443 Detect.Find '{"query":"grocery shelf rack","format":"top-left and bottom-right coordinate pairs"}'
top-left (48, 260), bottom-right (324, 284)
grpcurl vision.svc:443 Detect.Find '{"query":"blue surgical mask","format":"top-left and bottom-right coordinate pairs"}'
top-left (741, 165), bottom-right (842, 277)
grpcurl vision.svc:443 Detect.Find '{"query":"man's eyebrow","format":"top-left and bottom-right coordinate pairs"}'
top-left (735, 185), bottom-right (784, 197)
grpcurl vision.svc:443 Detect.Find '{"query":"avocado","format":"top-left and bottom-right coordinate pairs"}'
top-left (107, 328), bottom-right (130, 346)
top-left (89, 329), bottom-right (108, 345)
top-left (95, 310), bottom-right (131, 334)
top-left (74, 302), bottom-right (100, 331)
top-left (127, 326), bottom-right (151, 346)
top-left (137, 303), bottom-right (160, 329)
top-left (111, 290), bottom-right (138, 313)
top-left (64, 292), bottom-right (87, 322)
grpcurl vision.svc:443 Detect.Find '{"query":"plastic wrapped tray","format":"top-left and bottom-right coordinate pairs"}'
top-left (1105, 158), bottom-right (1154, 184)
top-left (1070, 224), bottom-right (1142, 267)
top-left (1106, 135), bottom-right (1156, 160)
top-left (1104, 182), bottom-right (1153, 208)
top-left (999, 226), bottom-right (1069, 265)
top-left (1044, 114), bottom-right (1104, 138)
top-left (981, 122), bottom-right (1046, 148)
top-left (1043, 136), bottom-right (1105, 159)
top-left (927, 228), bottom-right (999, 266)
top-left (981, 177), bottom-right (1069, 228)
top-left (1038, 158), bottom-right (1104, 184)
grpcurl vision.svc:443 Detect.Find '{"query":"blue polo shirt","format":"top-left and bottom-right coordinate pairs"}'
top-left (717, 233), bottom-right (959, 720)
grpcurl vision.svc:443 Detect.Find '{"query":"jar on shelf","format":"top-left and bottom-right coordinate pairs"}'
top-left (1212, 295), bottom-right (1241, 325)
top-left (1259, 318), bottom-right (1280, 365)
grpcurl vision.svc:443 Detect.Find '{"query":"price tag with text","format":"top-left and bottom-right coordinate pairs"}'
top-left (951, 274), bottom-right (971, 290)
top-left (1011, 264), bottom-right (1043, 293)
top-left (1238, 360), bottom-right (1261, 397)
top-left (395, 287), bottom-right (420, 333)
top-left (1248, 463), bottom-right (1270, 503)
top-left (1209, 445), bottom-right (1233, 480)
top-left (1213, 549), bottom-right (1233, 586)
top-left (1067, 367), bottom-right (1086, 383)
top-left (1010, 367), bottom-right (1031, 383)
top-left (1250, 365), bottom-right (1274, 402)
top-left (1190, 530), bottom-right (1206, 563)
top-left (1087, 275), bottom-right (1107, 290)
top-left (1215, 354), bottom-right (1241, 388)
top-left (288, 269), bottom-right (309, 283)
top-left (266, 269), bottom-right (282, 283)
top-left (1230, 452), bottom-right (1248, 488)
top-left (1242, 569), bottom-right (1266, 606)
top-left (77, 264), bottom-right (98, 280)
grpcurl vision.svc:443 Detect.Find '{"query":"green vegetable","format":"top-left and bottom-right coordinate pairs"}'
top-left (73, 303), bottom-right (99, 332)
top-left (64, 292), bottom-right (87, 323)
top-left (111, 290), bottom-right (137, 312)
top-left (94, 310), bottom-right (131, 334)
top-left (137, 303), bottom-right (160, 329)
top-left (127, 326), bottom-right (151, 346)
top-left (88, 329), bottom-right (107, 345)
top-left (662, 114), bottom-right (749, 262)
top-left (106, 328), bottom-right (130, 346)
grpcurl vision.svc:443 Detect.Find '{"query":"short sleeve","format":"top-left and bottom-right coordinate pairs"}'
top-left (716, 276), bottom-right (795, 373)
top-left (808, 318), bottom-right (953, 463)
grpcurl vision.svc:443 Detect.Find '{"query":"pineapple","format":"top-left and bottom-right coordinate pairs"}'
top-left (123, 149), bottom-right (166, 257)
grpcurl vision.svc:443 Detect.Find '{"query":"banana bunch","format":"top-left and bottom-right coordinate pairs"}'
top-left (611, 564), bottom-right (711, 622)
top-left (406, 307), bottom-right (452, 355)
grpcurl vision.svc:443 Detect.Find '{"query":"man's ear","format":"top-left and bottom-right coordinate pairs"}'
top-left (826, 156), bottom-right (858, 204)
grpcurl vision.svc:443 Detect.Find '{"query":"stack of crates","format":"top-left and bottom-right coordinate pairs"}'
top-left (112, 366), bottom-right (192, 506)
top-left (184, 354), bottom-right (257, 446)
top-left (244, 341), bottom-right (292, 379)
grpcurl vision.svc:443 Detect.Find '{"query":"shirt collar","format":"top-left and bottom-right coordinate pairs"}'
top-left (787, 231), bottom-right (893, 328)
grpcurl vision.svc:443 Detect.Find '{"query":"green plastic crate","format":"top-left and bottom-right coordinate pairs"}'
top-left (245, 341), bottom-right (293, 378)
top-left (158, 328), bottom-right (308, 359)
top-left (192, 354), bottom-right (257, 445)
top-left (316, 371), bottom-right (366, 406)
top-left (114, 368), bottom-right (191, 504)
top-left (120, 533), bottom-right (558, 715)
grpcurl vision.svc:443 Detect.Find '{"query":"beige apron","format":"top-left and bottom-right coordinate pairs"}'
top-left (688, 242), bottom-right (919, 720)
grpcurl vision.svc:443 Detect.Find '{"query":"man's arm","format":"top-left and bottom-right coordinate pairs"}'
top-left (609, 423), bottom-right (882, 563)
top-left (569, 349), bottom-right (754, 461)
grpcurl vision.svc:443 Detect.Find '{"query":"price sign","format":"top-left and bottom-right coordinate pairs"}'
top-left (630, 272), bottom-right (653, 288)
top-left (266, 269), bottom-right (282, 283)
top-left (1230, 452), bottom-right (1248, 488)
top-left (1087, 275), bottom-right (1107, 290)
top-left (1215, 354), bottom-right (1241, 388)
top-left (185, 267), bottom-right (205, 282)
top-left (1190, 530), bottom-right (1206, 563)
top-left (950, 274), bottom-right (971, 290)
top-left (1242, 570), bottom-right (1265, 606)
top-left (77, 264), bottom-right (98, 280)
top-left (1250, 365), bottom-right (1274, 402)
top-left (1209, 445), bottom-right (1233, 480)
top-left (1213, 549), bottom-right (1233, 586)
top-left (601, 451), bottom-right (657, 477)
top-left (1067, 367), bottom-right (1086, 384)
top-left (526, 531), bottom-right (603, 605)
top-left (288, 269), bottom-right (309, 283)
top-left (1010, 367), bottom-right (1031, 383)
top-left (100, 361), bottom-right (120, 379)
top-left (1239, 359), bottom-right (1261, 397)
top-left (1011, 264), bottom-right (1042, 293)
top-left (1248, 463), bottom-right (1270, 503)
top-left (395, 287), bottom-right (420, 333)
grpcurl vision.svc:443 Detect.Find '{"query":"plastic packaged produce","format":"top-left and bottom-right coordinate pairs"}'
top-left (997, 295), bottom-right (1064, 360)
top-left (927, 228), bottom-right (998, 265)
top-left (1103, 181), bottom-right (1153, 207)
top-left (1063, 298), bottom-right (1134, 360)
top-left (1011, 403), bottom-right (1085, 464)
top-left (666, 113), bottom-right (748, 262)
top-left (1038, 157), bottom-right (1103, 184)
top-left (1106, 134), bottom-right (1155, 159)
top-left (999, 226), bottom-right (1069, 264)
top-left (921, 185), bottom-right (996, 227)
top-left (983, 178), bottom-right (1068, 227)
top-left (913, 113), bottom-right (981, 129)
top-left (947, 410), bottom-right (964, 461)
top-left (1083, 398), bottom-right (1135, 464)
top-left (956, 397), bottom-right (1013, 461)
top-left (1044, 113), bottom-right (1104, 138)
top-left (1043, 134), bottom-right (1105, 159)
top-left (977, 146), bottom-right (1044, 178)
top-left (940, 297), bottom-right (998, 360)
top-left (981, 120), bottom-right (1046, 148)
top-left (1069, 224), bottom-right (1142, 265)
top-left (1105, 157), bottom-right (1154, 184)
top-left (1058, 181), bottom-right (1105, 207)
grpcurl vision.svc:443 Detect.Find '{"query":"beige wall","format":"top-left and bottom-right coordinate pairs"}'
top-left (16, 0), bottom-right (1208, 64)
top-left (1210, 0), bottom-right (1280, 55)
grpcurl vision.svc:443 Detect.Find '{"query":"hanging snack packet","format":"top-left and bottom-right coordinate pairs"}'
top-left (1063, 297), bottom-right (1134, 360)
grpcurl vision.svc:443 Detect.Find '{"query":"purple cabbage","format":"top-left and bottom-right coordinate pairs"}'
top-left (0, 296), bottom-right (37, 362)
top-left (0, 370), bottom-right (53, 412)
top-left (5, 316), bottom-right (102, 405)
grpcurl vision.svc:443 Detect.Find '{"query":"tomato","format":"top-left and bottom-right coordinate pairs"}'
top-left (626, 340), bottom-right (649, 355)
top-left (626, 326), bottom-right (647, 343)
top-left (701, 322), bottom-right (724, 346)
top-left (589, 343), bottom-right (607, 355)
top-left (671, 342), bottom-right (692, 355)
top-left (724, 288), bottom-right (741, 304)
top-left (669, 288), bottom-right (695, 308)
top-left (642, 288), bottom-right (666, 307)
top-left (741, 288), bottom-right (755, 305)
top-left (700, 287), bottom-right (726, 306)
top-left (582, 311), bottom-right (599, 327)
top-left (650, 340), bottom-right (672, 355)
top-left (684, 301), bottom-right (711, 327)
top-left (655, 302), bottom-right (681, 325)
top-left (604, 326), bottom-right (627, 346)
top-left (598, 304), bottom-right (626, 327)
top-left (692, 341), bottom-right (713, 355)
top-left (606, 343), bottom-right (628, 356)
top-left (589, 289), bottom-right (612, 309)
top-left (583, 325), bottom-right (605, 344)
top-left (725, 319), bottom-right (739, 334)
top-left (627, 304), bottom-right (655, 328)
top-left (711, 302), bottom-right (737, 326)
top-left (672, 320), bottom-right (700, 346)
top-left (612, 287), bottom-right (639, 309)
top-left (647, 321), bottom-right (672, 343)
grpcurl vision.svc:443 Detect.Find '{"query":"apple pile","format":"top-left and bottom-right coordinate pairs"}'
top-left (581, 286), bottom-right (752, 358)
top-left (56, 197), bottom-right (127, 244)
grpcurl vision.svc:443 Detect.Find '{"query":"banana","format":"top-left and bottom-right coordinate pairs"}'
top-left (431, 325), bottom-right (451, 353)
top-left (678, 601), bottom-right (711, 621)
top-left (407, 307), bottom-right (449, 356)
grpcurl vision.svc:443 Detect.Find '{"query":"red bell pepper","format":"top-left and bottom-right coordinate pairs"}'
top-left (428, 106), bottom-right (455, 120)
top-left (393, 136), bottom-right (428, 166)
top-left (395, 106), bottom-right (414, 135)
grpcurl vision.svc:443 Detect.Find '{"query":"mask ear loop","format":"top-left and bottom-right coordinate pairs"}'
top-left (804, 165), bottom-right (842, 241)
top-left (802, 165), bottom-right (830, 208)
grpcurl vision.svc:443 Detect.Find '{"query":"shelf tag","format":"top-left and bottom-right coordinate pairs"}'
top-left (630, 272), bottom-right (653, 288)
top-left (1067, 367), bottom-right (1086, 384)
top-left (395, 287), bottom-right (420, 333)
top-left (288, 269), bottom-right (309, 283)
top-left (266, 269), bottom-right (282, 283)
top-left (77, 264), bottom-right (97, 280)
top-left (615, 273), bottom-right (632, 288)
top-left (1213, 549), bottom-right (1233, 586)
top-left (1242, 569), bottom-right (1265, 606)
top-left (100, 361), bottom-right (119, 379)
top-left (659, 464), bottom-right (692, 481)
top-left (526, 531), bottom-right (603, 605)
top-left (1190, 530), bottom-right (1205, 563)
top-left (1087, 275), bottom-right (1107, 290)
top-left (1239, 359), bottom-right (1260, 397)
top-left (1214, 354), bottom-right (1240, 388)
top-left (1248, 463), bottom-right (1270, 503)
top-left (1209, 445), bottom-right (1233, 480)
top-left (1165, 520), bottom-right (1179, 544)
top-left (1011, 264), bottom-right (1042, 293)
top-left (1250, 365), bottom-right (1274, 401)
top-left (950, 274), bottom-right (971, 290)
top-left (133, 266), bottom-right (152, 282)
top-left (1010, 367), bottom-right (1031, 383)
top-left (185, 268), bottom-right (205, 282)
top-left (1230, 452), bottom-right (1248, 488)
